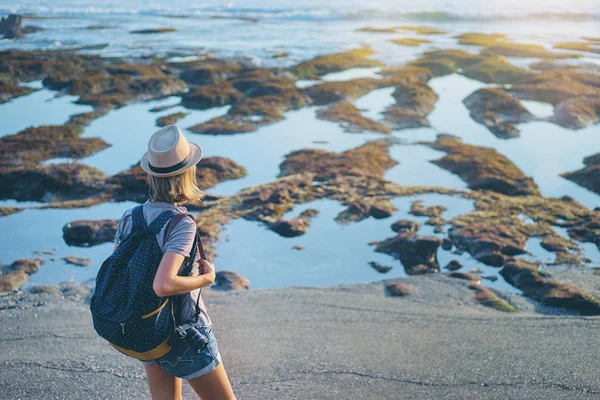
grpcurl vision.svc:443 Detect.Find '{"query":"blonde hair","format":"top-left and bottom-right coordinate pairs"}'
top-left (148, 165), bottom-right (205, 204)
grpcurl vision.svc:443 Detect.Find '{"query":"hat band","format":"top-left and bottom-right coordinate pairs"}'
top-left (148, 152), bottom-right (192, 174)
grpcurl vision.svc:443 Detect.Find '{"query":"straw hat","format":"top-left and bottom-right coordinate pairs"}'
top-left (140, 125), bottom-right (203, 177)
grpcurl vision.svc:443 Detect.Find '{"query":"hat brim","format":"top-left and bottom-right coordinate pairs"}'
top-left (139, 143), bottom-right (203, 177)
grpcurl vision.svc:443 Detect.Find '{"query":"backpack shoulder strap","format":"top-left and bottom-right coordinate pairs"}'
top-left (147, 210), bottom-right (178, 234)
top-left (163, 213), bottom-right (207, 261)
top-left (131, 205), bottom-right (146, 229)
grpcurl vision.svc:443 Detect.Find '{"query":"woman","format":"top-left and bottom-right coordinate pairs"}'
top-left (113, 125), bottom-right (235, 400)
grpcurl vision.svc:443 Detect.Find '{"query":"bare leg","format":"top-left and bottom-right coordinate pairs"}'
top-left (187, 363), bottom-right (235, 400)
top-left (144, 363), bottom-right (182, 400)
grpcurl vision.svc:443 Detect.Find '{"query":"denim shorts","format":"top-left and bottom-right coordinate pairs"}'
top-left (141, 326), bottom-right (222, 380)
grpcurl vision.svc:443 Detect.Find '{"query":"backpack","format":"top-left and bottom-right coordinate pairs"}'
top-left (90, 205), bottom-right (198, 361)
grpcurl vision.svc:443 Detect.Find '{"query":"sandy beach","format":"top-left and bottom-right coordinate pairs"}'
top-left (2, 271), bottom-right (600, 399)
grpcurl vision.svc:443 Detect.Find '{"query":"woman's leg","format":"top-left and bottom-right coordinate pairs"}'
top-left (187, 363), bottom-right (235, 400)
top-left (144, 363), bottom-right (183, 400)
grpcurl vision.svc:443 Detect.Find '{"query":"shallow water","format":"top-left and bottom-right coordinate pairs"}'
top-left (1, 5), bottom-right (600, 292)
top-left (0, 87), bottom-right (93, 137)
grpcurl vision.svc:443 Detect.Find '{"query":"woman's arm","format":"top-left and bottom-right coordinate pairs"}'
top-left (153, 252), bottom-right (216, 297)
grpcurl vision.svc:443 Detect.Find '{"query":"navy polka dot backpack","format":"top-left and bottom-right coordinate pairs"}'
top-left (90, 205), bottom-right (195, 361)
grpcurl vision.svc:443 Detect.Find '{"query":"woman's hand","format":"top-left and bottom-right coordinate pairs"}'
top-left (200, 259), bottom-right (216, 286)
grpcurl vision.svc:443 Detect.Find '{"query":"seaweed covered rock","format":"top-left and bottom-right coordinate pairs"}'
top-left (396, 26), bottom-right (446, 35)
top-left (335, 199), bottom-right (397, 223)
top-left (290, 48), bottom-right (384, 80)
top-left (501, 258), bottom-right (600, 315)
top-left (423, 135), bottom-right (540, 196)
top-left (562, 153), bottom-right (600, 195)
top-left (189, 78), bottom-right (310, 134)
top-left (62, 219), bottom-right (118, 247)
top-left (461, 56), bottom-right (535, 84)
top-left (468, 283), bottom-right (519, 312)
top-left (0, 259), bottom-right (42, 295)
top-left (0, 14), bottom-right (23, 39)
top-left (0, 206), bottom-right (22, 217)
top-left (156, 112), bottom-right (189, 127)
top-left (409, 200), bottom-right (446, 232)
top-left (212, 270), bottom-right (249, 291)
top-left (420, 49), bottom-right (486, 69)
top-left (375, 231), bottom-right (441, 275)
top-left (269, 209), bottom-right (319, 237)
top-left (391, 219), bottom-right (421, 233)
top-left (550, 96), bottom-right (600, 129)
top-left (316, 101), bottom-right (390, 133)
top-left (508, 71), bottom-right (600, 105)
top-left (382, 81), bottom-right (438, 130)
top-left (385, 282), bottom-right (413, 297)
top-left (448, 218), bottom-right (527, 266)
top-left (279, 142), bottom-right (397, 180)
top-left (0, 79), bottom-right (35, 104)
top-left (304, 78), bottom-right (379, 106)
top-left (390, 38), bottom-right (430, 47)
top-left (0, 163), bottom-right (108, 202)
top-left (463, 88), bottom-right (533, 138)
top-left (0, 124), bottom-right (109, 167)
top-left (181, 81), bottom-right (243, 109)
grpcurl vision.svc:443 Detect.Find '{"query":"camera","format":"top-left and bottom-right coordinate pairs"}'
top-left (174, 324), bottom-right (209, 353)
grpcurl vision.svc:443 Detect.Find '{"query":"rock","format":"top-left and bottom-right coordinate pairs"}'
top-left (391, 219), bottom-right (421, 233)
top-left (396, 26), bottom-right (446, 35)
top-left (483, 41), bottom-right (580, 59)
top-left (390, 38), bottom-right (430, 47)
top-left (448, 221), bottom-right (527, 266)
top-left (0, 80), bottom-right (35, 104)
top-left (468, 283), bottom-right (519, 312)
top-left (181, 81), bottom-right (243, 109)
top-left (385, 282), bottom-right (413, 297)
top-left (501, 258), bottom-right (600, 315)
top-left (0, 206), bottom-right (22, 217)
top-left (554, 42), bottom-right (600, 54)
top-left (424, 135), bottom-right (540, 196)
top-left (0, 125), bottom-right (110, 168)
top-left (463, 88), bottom-right (534, 138)
top-left (561, 154), bottom-right (600, 196)
top-left (279, 142), bottom-right (397, 181)
top-left (421, 49), bottom-right (486, 69)
top-left (409, 200), bottom-right (447, 232)
top-left (269, 209), bottom-right (319, 238)
top-left (409, 58), bottom-right (456, 77)
top-left (508, 71), bottom-right (600, 106)
top-left (357, 26), bottom-right (398, 33)
top-left (444, 260), bottom-right (463, 271)
top-left (292, 245), bottom-right (304, 250)
top-left (156, 112), bottom-right (189, 127)
top-left (316, 102), bottom-right (390, 134)
top-left (129, 28), bottom-right (177, 34)
top-left (211, 270), bottom-right (249, 291)
top-left (550, 96), bottom-right (600, 129)
top-left (0, 14), bottom-right (23, 39)
top-left (290, 48), bottom-right (384, 80)
top-left (375, 231), bottom-right (441, 275)
top-left (179, 63), bottom-right (242, 86)
top-left (369, 261), bottom-right (393, 273)
top-left (0, 163), bottom-right (108, 203)
top-left (62, 219), bottom-right (118, 247)
top-left (455, 32), bottom-right (508, 46)
top-left (442, 237), bottom-right (453, 251)
top-left (62, 256), bottom-right (91, 267)
top-left (482, 275), bottom-right (498, 282)
top-left (448, 272), bottom-right (481, 282)
top-left (0, 259), bottom-right (42, 295)
top-left (189, 78), bottom-right (309, 134)
top-left (382, 81), bottom-right (438, 130)
top-left (336, 199), bottom-right (397, 223)
top-left (304, 78), bottom-right (380, 106)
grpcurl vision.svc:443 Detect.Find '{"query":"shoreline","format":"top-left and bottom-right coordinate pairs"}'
top-left (2, 272), bottom-right (600, 399)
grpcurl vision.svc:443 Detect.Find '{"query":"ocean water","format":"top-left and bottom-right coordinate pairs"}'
top-left (0, 1), bottom-right (600, 291)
